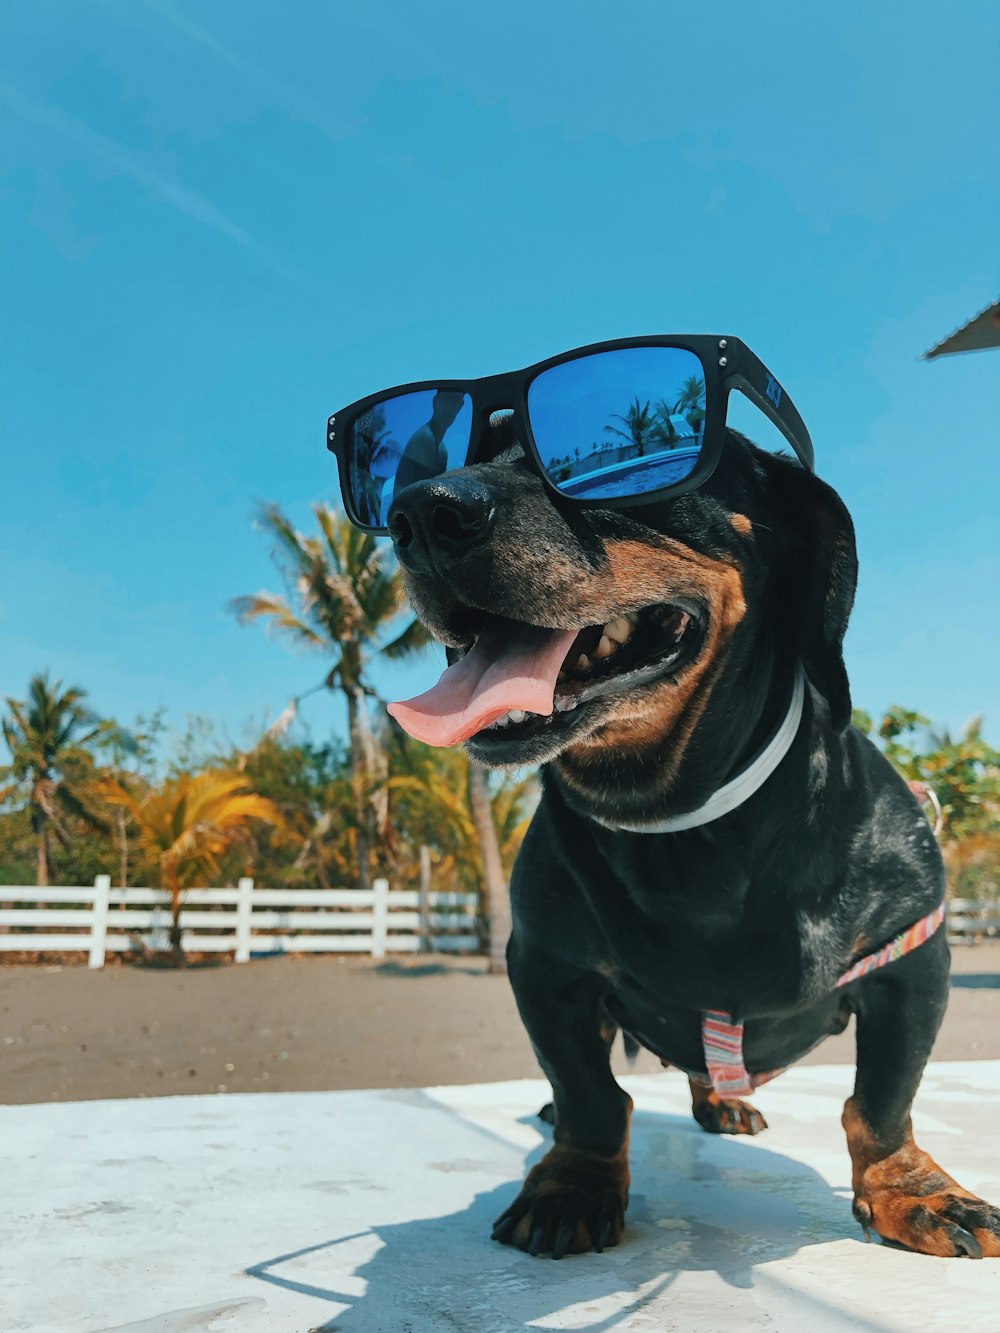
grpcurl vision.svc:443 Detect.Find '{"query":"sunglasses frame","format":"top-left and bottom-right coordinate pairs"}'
top-left (326, 335), bottom-right (815, 534)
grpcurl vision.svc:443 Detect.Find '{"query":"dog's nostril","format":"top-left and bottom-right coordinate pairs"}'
top-left (429, 496), bottom-right (494, 546)
top-left (388, 512), bottom-right (413, 547)
top-left (432, 503), bottom-right (473, 543)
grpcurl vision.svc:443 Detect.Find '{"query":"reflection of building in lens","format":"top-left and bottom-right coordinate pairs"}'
top-left (394, 391), bottom-right (465, 493)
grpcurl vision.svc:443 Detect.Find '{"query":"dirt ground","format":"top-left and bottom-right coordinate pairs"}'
top-left (2, 943), bottom-right (999, 1106)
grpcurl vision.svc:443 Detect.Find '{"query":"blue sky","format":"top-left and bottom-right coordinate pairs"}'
top-left (2, 0), bottom-right (998, 759)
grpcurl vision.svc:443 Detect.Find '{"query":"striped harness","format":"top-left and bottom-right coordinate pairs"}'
top-left (695, 903), bottom-right (946, 1099)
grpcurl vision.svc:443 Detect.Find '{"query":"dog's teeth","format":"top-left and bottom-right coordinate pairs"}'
top-left (554, 696), bottom-right (578, 712)
top-left (604, 617), bottom-right (633, 644)
top-left (508, 709), bottom-right (526, 724)
top-left (575, 653), bottom-right (591, 671)
top-left (593, 634), bottom-right (616, 659)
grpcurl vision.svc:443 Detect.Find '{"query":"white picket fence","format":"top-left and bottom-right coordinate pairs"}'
top-left (0, 877), bottom-right (480, 968)
top-left (948, 899), bottom-right (1000, 944)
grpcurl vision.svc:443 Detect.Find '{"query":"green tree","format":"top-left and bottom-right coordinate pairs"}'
top-left (223, 734), bottom-right (358, 891)
top-left (92, 709), bottom-right (164, 888)
top-left (99, 769), bottom-right (281, 963)
top-left (0, 673), bottom-right (109, 886)
top-left (385, 732), bottom-right (536, 967)
top-left (853, 706), bottom-right (1000, 899)
top-left (230, 503), bottom-right (430, 890)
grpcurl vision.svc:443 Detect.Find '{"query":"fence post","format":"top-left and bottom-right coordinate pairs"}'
top-left (419, 845), bottom-right (432, 953)
top-left (89, 874), bottom-right (110, 969)
top-left (235, 877), bottom-right (254, 963)
top-left (371, 878), bottom-right (389, 959)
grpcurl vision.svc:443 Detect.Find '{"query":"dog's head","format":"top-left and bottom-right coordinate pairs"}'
top-left (386, 428), bottom-right (856, 818)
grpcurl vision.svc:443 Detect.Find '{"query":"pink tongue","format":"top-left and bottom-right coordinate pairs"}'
top-left (387, 619), bottom-right (579, 747)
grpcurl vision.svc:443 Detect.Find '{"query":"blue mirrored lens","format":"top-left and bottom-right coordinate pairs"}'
top-left (348, 390), bottom-right (473, 527)
top-left (527, 348), bottom-right (706, 499)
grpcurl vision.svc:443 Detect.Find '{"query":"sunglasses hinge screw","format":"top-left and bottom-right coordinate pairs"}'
top-left (718, 339), bottom-right (728, 349)
top-left (718, 356), bottom-right (728, 367)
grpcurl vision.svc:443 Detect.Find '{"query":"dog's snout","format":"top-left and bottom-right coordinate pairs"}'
top-left (387, 477), bottom-right (496, 563)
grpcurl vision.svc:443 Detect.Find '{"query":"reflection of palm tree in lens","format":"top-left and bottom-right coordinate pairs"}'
top-left (652, 399), bottom-right (679, 448)
top-left (651, 376), bottom-right (706, 450)
top-left (604, 396), bottom-right (657, 458)
top-left (674, 375), bottom-right (706, 434)
top-left (360, 405), bottom-right (391, 523)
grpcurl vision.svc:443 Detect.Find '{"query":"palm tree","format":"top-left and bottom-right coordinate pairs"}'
top-left (604, 397), bottom-right (657, 458)
top-left (673, 375), bottom-right (706, 421)
top-left (230, 503), bottom-right (431, 890)
top-left (467, 763), bottom-right (511, 974)
top-left (0, 673), bottom-right (108, 885)
top-left (99, 769), bottom-right (281, 963)
top-left (386, 736), bottom-right (536, 970)
top-left (651, 399), bottom-right (680, 449)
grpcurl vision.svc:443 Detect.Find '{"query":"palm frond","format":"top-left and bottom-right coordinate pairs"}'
top-left (380, 618), bottom-right (434, 660)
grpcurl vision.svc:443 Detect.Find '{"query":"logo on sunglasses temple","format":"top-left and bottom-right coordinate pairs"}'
top-left (765, 373), bottom-right (783, 409)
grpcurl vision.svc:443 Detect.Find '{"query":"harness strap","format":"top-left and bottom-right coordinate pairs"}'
top-left (698, 902), bottom-right (946, 1099)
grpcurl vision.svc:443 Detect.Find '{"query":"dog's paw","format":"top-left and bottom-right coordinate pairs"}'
top-left (853, 1154), bottom-right (1000, 1257)
top-left (690, 1085), bottom-right (767, 1136)
top-left (491, 1144), bottom-right (628, 1258)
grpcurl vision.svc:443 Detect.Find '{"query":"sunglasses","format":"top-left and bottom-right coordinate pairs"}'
top-left (327, 335), bottom-right (814, 534)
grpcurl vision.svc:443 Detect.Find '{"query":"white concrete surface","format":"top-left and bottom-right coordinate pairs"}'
top-left (4, 1063), bottom-right (1000, 1332)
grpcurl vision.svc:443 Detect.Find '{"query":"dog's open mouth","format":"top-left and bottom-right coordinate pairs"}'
top-left (387, 602), bottom-right (703, 751)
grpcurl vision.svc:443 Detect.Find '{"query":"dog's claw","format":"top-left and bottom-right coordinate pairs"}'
top-left (491, 1213), bottom-right (516, 1243)
top-left (951, 1227), bottom-right (983, 1260)
top-left (528, 1224), bottom-right (546, 1257)
top-left (552, 1222), bottom-right (574, 1260)
top-left (595, 1217), bottom-right (611, 1253)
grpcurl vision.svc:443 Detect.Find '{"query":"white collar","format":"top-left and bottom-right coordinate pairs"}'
top-left (593, 665), bottom-right (807, 834)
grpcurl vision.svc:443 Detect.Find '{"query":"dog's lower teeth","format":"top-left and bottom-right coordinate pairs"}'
top-left (593, 634), bottom-right (616, 659)
top-left (554, 697), bottom-right (578, 712)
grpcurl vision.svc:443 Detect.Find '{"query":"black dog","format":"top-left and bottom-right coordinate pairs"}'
top-left (385, 425), bottom-right (1000, 1260)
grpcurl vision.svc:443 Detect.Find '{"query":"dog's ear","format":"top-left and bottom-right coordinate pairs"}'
top-left (760, 453), bottom-right (858, 733)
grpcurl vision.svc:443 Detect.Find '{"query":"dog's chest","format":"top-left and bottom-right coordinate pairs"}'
top-left (571, 831), bottom-right (836, 1017)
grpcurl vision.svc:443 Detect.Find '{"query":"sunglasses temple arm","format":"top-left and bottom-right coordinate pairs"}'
top-left (723, 346), bottom-right (815, 472)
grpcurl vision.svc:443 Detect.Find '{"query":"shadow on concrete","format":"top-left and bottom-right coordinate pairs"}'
top-left (245, 1104), bottom-right (860, 1332)
top-left (951, 974), bottom-right (1000, 990)
top-left (373, 959), bottom-right (485, 978)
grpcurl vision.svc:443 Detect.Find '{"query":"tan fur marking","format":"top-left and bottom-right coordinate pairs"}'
top-left (689, 1079), bottom-right (767, 1135)
top-left (843, 1096), bottom-right (1000, 1256)
top-left (730, 513), bottom-right (753, 536)
top-left (556, 539), bottom-right (746, 790)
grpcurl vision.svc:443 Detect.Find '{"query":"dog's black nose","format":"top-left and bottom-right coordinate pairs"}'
top-left (387, 477), bottom-right (496, 564)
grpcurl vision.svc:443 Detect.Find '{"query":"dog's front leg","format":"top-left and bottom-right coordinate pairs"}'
top-left (845, 933), bottom-right (1000, 1257)
top-left (492, 939), bottom-right (632, 1258)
